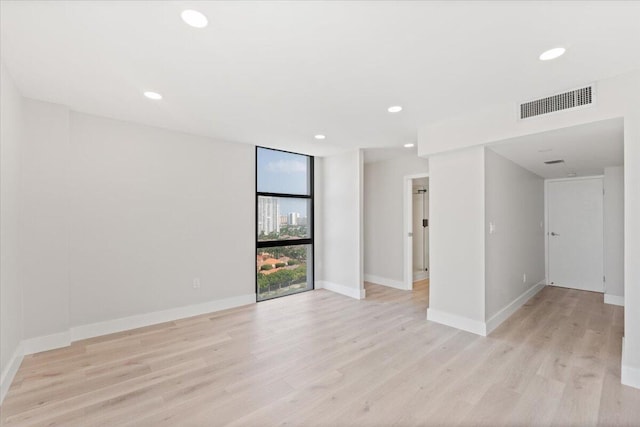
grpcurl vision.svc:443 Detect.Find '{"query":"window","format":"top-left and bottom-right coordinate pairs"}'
top-left (256, 147), bottom-right (313, 301)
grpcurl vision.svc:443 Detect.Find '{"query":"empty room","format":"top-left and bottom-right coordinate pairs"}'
top-left (2, 1), bottom-right (640, 426)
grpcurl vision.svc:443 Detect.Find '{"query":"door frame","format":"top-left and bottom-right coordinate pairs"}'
top-left (544, 175), bottom-right (605, 292)
top-left (404, 173), bottom-right (430, 291)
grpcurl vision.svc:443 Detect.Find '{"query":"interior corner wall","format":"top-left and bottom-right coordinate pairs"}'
top-left (67, 112), bottom-right (256, 327)
top-left (10, 101), bottom-right (256, 354)
top-left (604, 166), bottom-right (624, 302)
top-left (20, 99), bottom-right (71, 341)
top-left (317, 149), bottom-right (364, 299)
top-left (363, 156), bottom-right (429, 287)
top-left (0, 63), bottom-right (24, 388)
top-left (484, 148), bottom-right (545, 322)
top-left (427, 146), bottom-right (486, 333)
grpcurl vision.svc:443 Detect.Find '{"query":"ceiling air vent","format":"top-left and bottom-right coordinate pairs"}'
top-left (520, 86), bottom-right (593, 119)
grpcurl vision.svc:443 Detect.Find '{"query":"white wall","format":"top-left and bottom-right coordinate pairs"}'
top-left (20, 99), bottom-right (71, 340)
top-left (0, 64), bottom-right (24, 399)
top-left (4, 101), bottom-right (256, 351)
top-left (427, 146), bottom-right (486, 333)
top-left (624, 99), bottom-right (640, 388)
top-left (484, 149), bottom-right (545, 321)
top-left (317, 149), bottom-right (364, 299)
top-left (68, 112), bottom-right (256, 327)
top-left (363, 156), bottom-right (428, 287)
top-left (604, 166), bottom-right (624, 304)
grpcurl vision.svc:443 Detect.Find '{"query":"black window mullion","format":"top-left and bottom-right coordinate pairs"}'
top-left (256, 147), bottom-right (314, 301)
top-left (257, 238), bottom-right (313, 249)
top-left (257, 192), bottom-right (311, 199)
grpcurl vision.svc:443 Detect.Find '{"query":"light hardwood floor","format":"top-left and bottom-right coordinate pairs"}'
top-left (2, 280), bottom-right (639, 426)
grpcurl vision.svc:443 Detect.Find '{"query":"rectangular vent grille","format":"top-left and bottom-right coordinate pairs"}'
top-left (520, 86), bottom-right (593, 119)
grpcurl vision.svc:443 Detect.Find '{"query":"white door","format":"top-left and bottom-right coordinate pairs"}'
top-left (547, 178), bottom-right (604, 292)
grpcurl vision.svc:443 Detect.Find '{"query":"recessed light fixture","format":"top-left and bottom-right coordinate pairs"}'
top-left (143, 91), bottom-right (163, 100)
top-left (539, 47), bottom-right (566, 61)
top-left (181, 9), bottom-right (208, 28)
top-left (314, 134), bottom-right (326, 140)
top-left (568, 172), bottom-right (577, 177)
top-left (403, 143), bottom-right (415, 148)
top-left (388, 106), bottom-right (403, 113)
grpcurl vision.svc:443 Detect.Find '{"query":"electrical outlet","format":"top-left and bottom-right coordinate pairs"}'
top-left (193, 278), bottom-right (201, 289)
top-left (489, 222), bottom-right (496, 234)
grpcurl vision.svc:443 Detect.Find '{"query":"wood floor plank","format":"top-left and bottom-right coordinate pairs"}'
top-left (1, 280), bottom-right (639, 426)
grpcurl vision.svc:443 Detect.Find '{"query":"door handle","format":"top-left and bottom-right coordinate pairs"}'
top-left (550, 232), bottom-right (560, 236)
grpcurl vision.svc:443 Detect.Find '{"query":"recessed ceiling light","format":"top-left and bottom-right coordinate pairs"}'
top-left (568, 172), bottom-right (577, 177)
top-left (539, 47), bottom-right (566, 61)
top-left (388, 106), bottom-right (403, 113)
top-left (143, 91), bottom-right (163, 100)
top-left (314, 134), bottom-right (326, 140)
top-left (403, 143), bottom-right (415, 148)
top-left (181, 9), bottom-right (208, 28)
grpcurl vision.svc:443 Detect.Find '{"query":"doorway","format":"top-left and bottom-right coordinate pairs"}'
top-left (404, 173), bottom-right (429, 290)
top-left (546, 176), bottom-right (604, 293)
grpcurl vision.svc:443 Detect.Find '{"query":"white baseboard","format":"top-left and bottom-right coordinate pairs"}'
top-left (24, 295), bottom-right (256, 348)
top-left (316, 281), bottom-right (366, 300)
top-left (364, 274), bottom-right (407, 290)
top-left (604, 294), bottom-right (624, 307)
top-left (427, 308), bottom-right (487, 336)
top-left (0, 343), bottom-right (24, 404)
top-left (71, 293), bottom-right (256, 342)
top-left (22, 331), bottom-right (71, 355)
top-left (485, 281), bottom-right (546, 335)
top-left (622, 338), bottom-right (640, 390)
top-left (0, 293), bottom-right (256, 403)
top-left (413, 271), bottom-right (428, 281)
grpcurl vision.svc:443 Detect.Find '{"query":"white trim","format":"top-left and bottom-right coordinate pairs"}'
top-left (70, 294), bottom-right (256, 342)
top-left (426, 307), bottom-right (487, 336)
top-left (622, 338), bottom-right (640, 390)
top-left (364, 274), bottom-right (407, 290)
top-left (358, 149), bottom-right (366, 298)
top-left (404, 172), bottom-right (429, 291)
top-left (316, 281), bottom-right (366, 300)
top-left (413, 270), bottom-right (428, 281)
top-left (604, 294), bottom-right (625, 307)
top-left (485, 281), bottom-right (546, 335)
top-left (22, 331), bottom-right (71, 355)
top-left (0, 343), bottom-right (24, 404)
top-left (544, 179), bottom-right (550, 286)
top-left (0, 294), bottom-right (256, 403)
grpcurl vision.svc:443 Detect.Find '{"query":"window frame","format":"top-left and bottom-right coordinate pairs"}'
top-left (255, 146), bottom-right (314, 301)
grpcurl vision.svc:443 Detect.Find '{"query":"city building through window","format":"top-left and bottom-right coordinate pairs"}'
top-left (256, 147), bottom-right (314, 301)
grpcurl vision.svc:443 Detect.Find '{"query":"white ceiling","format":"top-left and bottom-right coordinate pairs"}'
top-left (2, 1), bottom-right (640, 156)
top-left (363, 146), bottom-right (418, 164)
top-left (488, 118), bottom-right (624, 179)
